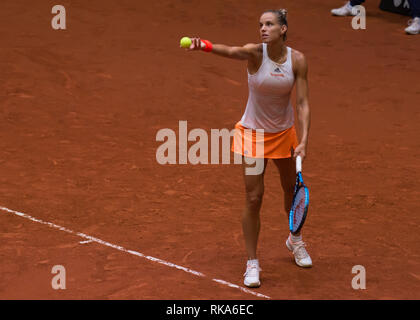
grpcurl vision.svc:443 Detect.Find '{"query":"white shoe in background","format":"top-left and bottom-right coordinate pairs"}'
top-left (331, 2), bottom-right (357, 16)
top-left (405, 17), bottom-right (420, 35)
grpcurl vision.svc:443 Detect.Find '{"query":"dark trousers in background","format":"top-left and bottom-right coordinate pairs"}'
top-left (350, 0), bottom-right (420, 17)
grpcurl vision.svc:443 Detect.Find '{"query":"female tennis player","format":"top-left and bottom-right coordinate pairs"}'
top-left (184, 9), bottom-right (312, 288)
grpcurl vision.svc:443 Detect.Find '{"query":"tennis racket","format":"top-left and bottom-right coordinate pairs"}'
top-left (289, 155), bottom-right (309, 235)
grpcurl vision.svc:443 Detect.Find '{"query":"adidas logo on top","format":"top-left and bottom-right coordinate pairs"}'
top-left (270, 66), bottom-right (285, 77)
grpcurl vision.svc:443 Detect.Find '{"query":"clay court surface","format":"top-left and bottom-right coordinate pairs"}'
top-left (0, 0), bottom-right (419, 299)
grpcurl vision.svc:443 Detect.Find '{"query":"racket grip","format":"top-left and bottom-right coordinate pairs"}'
top-left (296, 155), bottom-right (302, 173)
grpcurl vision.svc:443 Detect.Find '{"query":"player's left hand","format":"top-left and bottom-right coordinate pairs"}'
top-left (293, 143), bottom-right (306, 161)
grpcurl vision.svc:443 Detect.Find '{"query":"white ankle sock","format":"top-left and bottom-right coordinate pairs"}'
top-left (290, 234), bottom-right (302, 243)
top-left (247, 259), bottom-right (259, 266)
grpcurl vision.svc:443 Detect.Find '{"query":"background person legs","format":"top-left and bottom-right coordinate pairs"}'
top-left (406, 0), bottom-right (420, 33)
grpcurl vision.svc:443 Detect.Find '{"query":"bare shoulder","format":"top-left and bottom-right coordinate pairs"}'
top-left (243, 43), bottom-right (263, 56)
top-left (242, 43), bottom-right (262, 65)
top-left (291, 49), bottom-right (308, 75)
top-left (243, 43), bottom-right (263, 51)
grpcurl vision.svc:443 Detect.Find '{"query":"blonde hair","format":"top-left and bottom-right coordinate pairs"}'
top-left (264, 9), bottom-right (288, 40)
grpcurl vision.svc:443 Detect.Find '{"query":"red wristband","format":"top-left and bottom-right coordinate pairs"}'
top-left (201, 39), bottom-right (213, 52)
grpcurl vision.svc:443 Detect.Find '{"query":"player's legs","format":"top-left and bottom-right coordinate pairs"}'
top-left (242, 157), bottom-right (268, 260)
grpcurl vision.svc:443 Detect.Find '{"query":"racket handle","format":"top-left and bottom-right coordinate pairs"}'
top-left (296, 155), bottom-right (302, 173)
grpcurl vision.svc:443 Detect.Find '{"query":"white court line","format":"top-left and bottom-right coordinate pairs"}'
top-left (0, 206), bottom-right (271, 299)
top-left (79, 240), bottom-right (93, 244)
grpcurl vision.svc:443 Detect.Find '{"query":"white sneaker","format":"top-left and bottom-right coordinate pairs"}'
top-left (243, 260), bottom-right (261, 288)
top-left (405, 17), bottom-right (420, 35)
top-left (286, 236), bottom-right (313, 268)
top-left (331, 1), bottom-right (357, 16)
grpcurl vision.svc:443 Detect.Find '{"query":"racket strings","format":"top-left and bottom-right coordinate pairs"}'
top-left (292, 188), bottom-right (306, 230)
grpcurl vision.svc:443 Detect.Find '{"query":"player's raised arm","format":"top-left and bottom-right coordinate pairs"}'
top-left (183, 37), bottom-right (260, 61)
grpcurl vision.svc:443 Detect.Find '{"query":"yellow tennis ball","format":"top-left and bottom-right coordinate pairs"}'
top-left (180, 36), bottom-right (192, 48)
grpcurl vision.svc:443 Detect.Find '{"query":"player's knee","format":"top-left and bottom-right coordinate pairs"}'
top-left (246, 190), bottom-right (264, 210)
